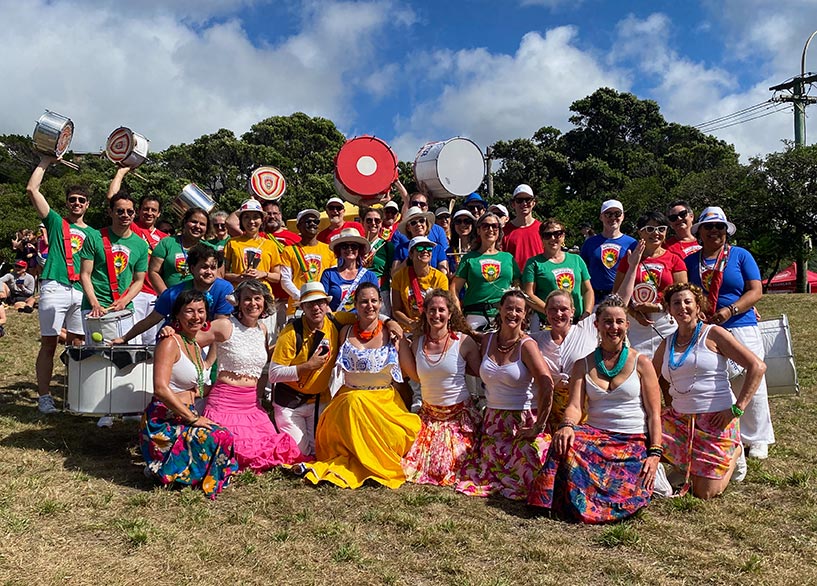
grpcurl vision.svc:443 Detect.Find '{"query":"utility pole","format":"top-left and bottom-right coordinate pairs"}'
top-left (769, 32), bottom-right (817, 293)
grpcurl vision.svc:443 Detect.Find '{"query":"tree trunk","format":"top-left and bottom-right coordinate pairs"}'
top-left (796, 236), bottom-right (808, 293)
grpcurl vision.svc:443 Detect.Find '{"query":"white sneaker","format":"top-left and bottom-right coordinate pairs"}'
top-left (653, 463), bottom-right (674, 497)
top-left (37, 395), bottom-right (58, 414)
top-left (97, 416), bottom-right (114, 428)
top-left (732, 448), bottom-right (747, 483)
top-left (747, 443), bottom-right (769, 460)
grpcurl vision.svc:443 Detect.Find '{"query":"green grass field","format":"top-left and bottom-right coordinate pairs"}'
top-left (0, 295), bottom-right (815, 585)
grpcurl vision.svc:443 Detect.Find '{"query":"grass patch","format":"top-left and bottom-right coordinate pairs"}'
top-left (663, 492), bottom-right (705, 512)
top-left (596, 522), bottom-right (641, 547)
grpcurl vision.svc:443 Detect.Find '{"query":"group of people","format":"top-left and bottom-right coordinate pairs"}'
top-left (26, 154), bottom-right (774, 522)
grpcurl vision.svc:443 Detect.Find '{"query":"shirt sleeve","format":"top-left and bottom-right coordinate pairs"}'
top-left (737, 247), bottom-right (761, 281)
top-left (577, 255), bottom-right (591, 281)
top-left (154, 289), bottom-right (173, 317)
top-left (521, 257), bottom-right (536, 284)
top-left (152, 237), bottom-right (170, 261)
top-left (212, 280), bottom-right (235, 316)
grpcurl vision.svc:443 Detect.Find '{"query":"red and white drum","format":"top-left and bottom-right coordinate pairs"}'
top-left (248, 166), bottom-right (286, 201)
top-left (334, 136), bottom-right (398, 205)
top-left (33, 110), bottom-right (74, 158)
top-left (106, 127), bottom-right (150, 168)
top-left (414, 137), bottom-right (485, 199)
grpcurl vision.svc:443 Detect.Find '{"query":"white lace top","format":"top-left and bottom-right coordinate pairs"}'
top-left (217, 317), bottom-right (268, 378)
top-left (339, 339), bottom-right (402, 389)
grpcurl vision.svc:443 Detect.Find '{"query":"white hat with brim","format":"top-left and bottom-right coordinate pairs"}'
top-left (691, 206), bottom-right (737, 236)
top-left (600, 199), bottom-right (623, 214)
top-left (452, 209), bottom-right (476, 221)
top-left (512, 184), bottom-right (534, 198)
top-left (408, 236), bottom-right (437, 252)
top-left (296, 282), bottom-right (332, 306)
top-left (384, 201), bottom-right (400, 211)
top-left (330, 227), bottom-right (371, 255)
top-left (399, 206), bottom-right (435, 236)
top-left (435, 206), bottom-right (451, 217)
top-left (238, 199), bottom-right (263, 217)
top-left (488, 204), bottom-right (508, 217)
top-left (326, 197), bottom-right (345, 208)
top-left (297, 209), bottom-right (321, 223)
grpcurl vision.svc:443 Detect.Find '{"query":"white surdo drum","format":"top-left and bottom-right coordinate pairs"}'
top-left (414, 137), bottom-right (485, 199)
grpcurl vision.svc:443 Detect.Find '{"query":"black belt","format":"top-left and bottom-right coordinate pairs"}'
top-left (273, 383), bottom-right (319, 409)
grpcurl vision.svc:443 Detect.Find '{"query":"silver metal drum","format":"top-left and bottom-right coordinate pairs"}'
top-left (172, 183), bottom-right (216, 215)
top-left (106, 127), bottom-right (150, 168)
top-left (32, 110), bottom-right (74, 157)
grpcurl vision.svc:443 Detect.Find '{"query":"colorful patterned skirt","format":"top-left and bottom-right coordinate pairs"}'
top-left (662, 408), bottom-right (740, 480)
top-left (402, 399), bottom-right (481, 486)
top-left (204, 382), bottom-right (306, 472)
top-left (455, 408), bottom-right (551, 501)
top-left (547, 385), bottom-right (588, 431)
top-left (527, 425), bottom-right (651, 523)
top-left (304, 386), bottom-right (422, 489)
top-left (140, 399), bottom-right (238, 500)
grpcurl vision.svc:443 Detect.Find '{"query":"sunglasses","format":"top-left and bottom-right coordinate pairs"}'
top-left (668, 210), bottom-right (690, 222)
top-left (302, 218), bottom-right (320, 225)
top-left (541, 230), bottom-right (565, 239)
top-left (67, 196), bottom-right (87, 204)
top-left (339, 243), bottom-right (359, 251)
top-left (410, 201), bottom-right (428, 208)
top-left (513, 198), bottom-right (534, 205)
top-left (327, 206), bottom-right (344, 213)
top-left (384, 208), bottom-right (398, 215)
top-left (639, 225), bottom-right (668, 234)
top-left (115, 208), bottom-right (136, 216)
top-left (603, 211), bottom-right (622, 219)
top-left (467, 205), bottom-right (485, 212)
top-left (213, 223), bottom-right (227, 229)
top-left (413, 245), bottom-right (434, 253)
top-left (454, 218), bottom-right (473, 225)
top-left (408, 219), bottom-right (427, 227)
top-left (480, 223), bottom-right (500, 231)
top-left (702, 222), bottom-right (727, 231)
top-left (365, 217), bottom-right (382, 224)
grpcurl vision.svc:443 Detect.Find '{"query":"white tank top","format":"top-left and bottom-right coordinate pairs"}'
top-left (584, 357), bottom-right (647, 434)
top-left (479, 334), bottom-right (535, 410)
top-left (416, 335), bottom-right (468, 406)
top-left (661, 325), bottom-right (736, 414)
top-left (217, 317), bottom-right (268, 378)
top-left (532, 315), bottom-right (597, 385)
top-left (168, 336), bottom-right (208, 393)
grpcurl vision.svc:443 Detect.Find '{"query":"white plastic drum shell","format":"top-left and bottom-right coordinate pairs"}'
top-left (414, 138), bottom-right (485, 199)
top-left (65, 348), bottom-right (154, 415)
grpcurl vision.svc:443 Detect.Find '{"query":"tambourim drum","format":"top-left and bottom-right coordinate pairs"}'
top-left (334, 136), bottom-right (398, 205)
top-left (32, 110), bottom-right (74, 158)
top-left (173, 183), bottom-right (216, 216)
top-left (248, 166), bottom-right (286, 201)
top-left (414, 137), bottom-right (485, 199)
top-left (106, 127), bottom-right (150, 168)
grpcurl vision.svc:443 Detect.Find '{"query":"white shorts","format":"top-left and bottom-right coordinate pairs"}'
top-left (132, 291), bottom-right (159, 345)
top-left (38, 279), bottom-right (84, 336)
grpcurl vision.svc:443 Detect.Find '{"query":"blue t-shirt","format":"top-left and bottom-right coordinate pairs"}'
top-left (154, 278), bottom-right (235, 326)
top-left (320, 266), bottom-right (379, 312)
top-left (685, 246), bottom-right (761, 328)
top-left (580, 233), bottom-right (637, 293)
top-left (392, 224), bottom-right (449, 268)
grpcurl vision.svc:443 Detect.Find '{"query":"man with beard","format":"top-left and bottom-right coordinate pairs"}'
top-left (280, 209), bottom-right (336, 316)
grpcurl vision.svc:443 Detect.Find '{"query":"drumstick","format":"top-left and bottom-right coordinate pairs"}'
top-left (59, 159), bottom-right (80, 170)
top-left (132, 171), bottom-right (148, 182)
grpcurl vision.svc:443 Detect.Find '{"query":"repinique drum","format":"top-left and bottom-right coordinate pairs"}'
top-left (248, 166), bottom-right (286, 201)
top-left (334, 136), bottom-right (398, 205)
top-left (64, 346), bottom-right (153, 415)
top-left (85, 309), bottom-right (134, 344)
top-left (414, 137), bottom-right (485, 199)
top-left (106, 127), bottom-right (150, 168)
top-left (172, 183), bottom-right (216, 216)
top-left (33, 110), bottom-right (74, 158)
top-left (759, 315), bottom-right (799, 396)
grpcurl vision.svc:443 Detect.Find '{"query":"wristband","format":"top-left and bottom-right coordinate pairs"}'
top-left (730, 304), bottom-right (739, 316)
top-left (731, 404), bottom-right (744, 417)
top-left (557, 421), bottom-right (576, 431)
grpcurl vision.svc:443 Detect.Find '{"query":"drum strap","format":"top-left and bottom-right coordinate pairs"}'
top-left (697, 245), bottom-right (731, 320)
top-left (292, 246), bottom-right (314, 281)
top-left (267, 233), bottom-right (286, 253)
top-left (100, 228), bottom-right (121, 301)
top-left (62, 219), bottom-right (80, 282)
top-left (408, 266), bottom-right (425, 314)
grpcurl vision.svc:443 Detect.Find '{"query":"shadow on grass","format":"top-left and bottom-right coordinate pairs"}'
top-left (483, 494), bottom-right (542, 519)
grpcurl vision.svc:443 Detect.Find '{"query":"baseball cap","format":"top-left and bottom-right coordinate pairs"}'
top-left (297, 209), bottom-right (321, 223)
top-left (512, 184), bottom-right (534, 198)
top-left (14, 260), bottom-right (27, 268)
top-left (600, 199), bottom-right (623, 214)
top-left (326, 197), bottom-right (345, 207)
top-left (488, 204), bottom-right (508, 217)
top-left (238, 199), bottom-right (263, 216)
top-left (435, 206), bottom-right (451, 217)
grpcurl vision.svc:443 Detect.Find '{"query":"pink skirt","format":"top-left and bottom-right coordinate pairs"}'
top-left (662, 408), bottom-right (740, 480)
top-left (204, 382), bottom-right (306, 472)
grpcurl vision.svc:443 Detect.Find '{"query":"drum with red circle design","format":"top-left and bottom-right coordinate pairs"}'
top-left (414, 137), bottom-right (485, 199)
top-left (33, 110), bottom-right (74, 158)
top-left (105, 127), bottom-right (150, 168)
top-left (334, 136), bottom-right (398, 205)
top-left (248, 166), bottom-right (286, 201)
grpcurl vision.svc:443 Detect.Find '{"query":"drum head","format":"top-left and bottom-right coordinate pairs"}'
top-left (55, 121), bottom-right (74, 158)
top-left (106, 127), bottom-right (134, 163)
top-left (335, 136), bottom-right (398, 198)
top-left (249, 166), bottom-right (286, 200)
top-left (435, 138), bottom-right (485, 197)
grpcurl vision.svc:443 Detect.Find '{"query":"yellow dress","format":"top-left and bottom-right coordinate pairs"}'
top-left (304, 341), bottom-right (421, 489)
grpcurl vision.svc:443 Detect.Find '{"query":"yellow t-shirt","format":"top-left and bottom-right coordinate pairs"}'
top-left (223, 235), bottom-right (282, 294)
top-left (391, 266), bottom-right (449, 320)
top-left (281, 242), bottom-right (336, 314)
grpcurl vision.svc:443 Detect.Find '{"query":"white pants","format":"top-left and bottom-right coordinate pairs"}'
top-left (132, 291), bottom-right (158, 345)
top-left (38, 279), bottom-right (84, 336)
top-left (627, 311), bottom-right (677, 360)
top-left (728, 325), bottom-right (775, 446)
top-left (273, 400), bottom-right (325, 456)
top-left (82, 310), bottom-right (136, 346)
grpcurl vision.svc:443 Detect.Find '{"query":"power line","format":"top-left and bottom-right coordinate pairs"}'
top-left (693, 100), bottom-right (773, 130)
top-left (703, 104), bottom-right (791, 132)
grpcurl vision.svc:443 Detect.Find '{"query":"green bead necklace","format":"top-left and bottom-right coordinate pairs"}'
top-left (180, 333), bottom-right (206, 398)
top-left (594, 344), bottom-right (629, 378)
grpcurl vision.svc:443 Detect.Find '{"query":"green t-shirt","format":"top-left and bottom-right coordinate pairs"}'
top-left (455, 250), bottom-right (520, 316)
top-left (522, 252), bottom-right (591, 319)
top-left (152, 236), bottom-right (215, 289)
top-left (40, 210), bottom-right (98, 291)
top-left (208, 237), bottom-right (229, 252)
top-left (79, 229), bottom-right (149, 309)
top-left (371, 240), bottom-right (394, 291)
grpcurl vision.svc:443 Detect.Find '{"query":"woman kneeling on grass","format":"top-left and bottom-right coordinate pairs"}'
top-left (653, 283), bottom-right (765, 499)
top-left (140, 290), bottom-right (238, 499)
top-left (398, 289), bottom-right (482, 486)
top-left (527, 295), bottom-right (662, 522)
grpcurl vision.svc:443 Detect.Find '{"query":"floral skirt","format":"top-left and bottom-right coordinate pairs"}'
top-left (204, 382), bottom-right (306, 472)
top-left (140, 399), bottom-right (238, 500)
top-left (528, 425), bottom-right (651, 523)
top-left (456, 408), bottom-right (551, 501)
top-left (402, 399), bottom-right (480, 487)
top-left (662, 408), bottom-right (740, 480)
top-left (304, 386), bottom-right (422, 489)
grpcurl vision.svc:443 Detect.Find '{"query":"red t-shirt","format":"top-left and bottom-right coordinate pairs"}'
top-left (617, 250), bottom-right (686, 302)
top-left (262, 229), bottom-right (302, 300)
top-left (665, 236), bottom-right (702, 259)
top-left (131, 223), bottom-right (167, 296)
top-left (317, 221), bottom-right (364, 244)
top-left (502, 220), bottom-right (543, 273)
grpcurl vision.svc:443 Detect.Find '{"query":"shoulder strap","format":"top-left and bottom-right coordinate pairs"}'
top-left (293, 318), bottom-right (305, 356)
top-left (326, 313), bottom-right (341, 331)
top-left (100, 228), bottom-right (121, 301)
top-left (61, 220), bottom-right (79, 282)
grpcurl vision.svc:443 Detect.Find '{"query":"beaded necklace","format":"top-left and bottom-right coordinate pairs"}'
top-left (354, 320), bottom-right (383, 342)
top-left (594, 344), bottom-right (629, 378)
top-left (179, 332), bottom-right (206, 397)
top-left (668, 321), bottom-right (703, 370)
top-left (422, 331), bottom-right (451, 366)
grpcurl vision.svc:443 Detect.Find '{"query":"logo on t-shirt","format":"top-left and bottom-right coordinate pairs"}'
top-left (110, 244), bottom-right (131, 275)
top-left (640, 262), bottom-right (664, 285)
top-left (69, 229), bottom-right (86, 255)
top-left (552, 268), bottom-right (575, 291)
top-left (174, 253), bottom-right (189, 277)
top-left (600, 243), bottom-right (621, 269)
top-left (479, 259), bottom-right (501, 282)
top-left (243, 247), bottom-right (263, 270)
top-left (304, 254), bottom-right (323, 280)
top-left (701, 269), bottom-right (714, 293)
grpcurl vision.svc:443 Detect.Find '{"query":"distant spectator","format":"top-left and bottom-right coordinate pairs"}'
top-left (0, 260), bottom-right (35, 312)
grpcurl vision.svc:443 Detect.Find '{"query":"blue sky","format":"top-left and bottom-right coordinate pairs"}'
top-left (1, 0), bottom-right (815, 162)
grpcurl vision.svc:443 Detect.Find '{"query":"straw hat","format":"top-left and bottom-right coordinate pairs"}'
top-left (329, 227), bottom-right (371, 254)
top-left (398, 206), bottom-right (435, 236)
top-left (296, 282), bottom-right (332, 305)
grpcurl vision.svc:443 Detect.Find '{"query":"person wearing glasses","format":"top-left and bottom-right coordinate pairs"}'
top-left (487, 204), bottom-right (509, 227)
top-left (435, 207), bottom-right (452, 239)
top-left (280, 209), bottom-right (336, 316)
top-left (321, 228), bottom-right (379, 312)
top-left (464, 192), bottom-right (487, 219)
top-left (208, 211), bottom-right (230, 252)
top-left (580, 199), bottom-right (637, 303)
top-left (26, 155), bottom-right (97, 414)
top-left (150, 207), bottom-right (214, 294)
top-left (391, 188), bottom-right (449, 269)
top-left (317, 197), bottom-right (364, 244)
top-left (665, 200), bottom-right (702, 258)
top-left (684, 206), bottom-right (775, 460)
top-left (522, 218), bottom-right (593, 330)
top-left (451, 212), bottom-right (521, 331)
top-left (360, 206), bottom-right (387, 267)
top-left (363, 207), bottom-right (397, 314)
top-left (79, 192), bottom-right (149, 343)
top-left (448, 209), bottom-right (476, 278)
top-left (260, 199), bottom-right (300, 328)
top-left (391, 237), bottom-right (449, 329)
top-left (393, 206), bottom-right (449, 274)
top-left (503, 184), bottom-right (544, 272)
